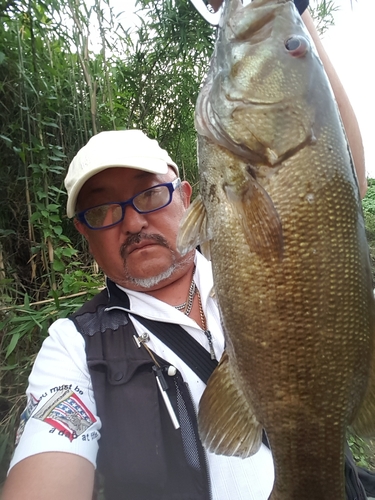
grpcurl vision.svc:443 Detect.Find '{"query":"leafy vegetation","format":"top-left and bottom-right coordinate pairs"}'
top-left (0, 0), bottom-right (374, 488)
top-left (362, 179), bottom-right (375, 277)
top-left (309, 0), bottom-right (339, 35)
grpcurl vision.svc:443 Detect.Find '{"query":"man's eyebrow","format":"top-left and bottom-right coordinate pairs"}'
top-left (132, 171), bottom-right (156, 180)
top-left (86, 186), bottom-right (106, 196)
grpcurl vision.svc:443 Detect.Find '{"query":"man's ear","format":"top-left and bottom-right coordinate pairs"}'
top-left (74, 217), bottom-right (89, 238)
top-left (180, 181), bottom-right (193, 208)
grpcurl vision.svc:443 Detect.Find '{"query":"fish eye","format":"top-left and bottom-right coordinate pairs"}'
top-left (284, 36), bottom-right (308, 57)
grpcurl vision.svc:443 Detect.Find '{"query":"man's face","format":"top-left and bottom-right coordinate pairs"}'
top-left (74, 167), bottom-right (193, 291)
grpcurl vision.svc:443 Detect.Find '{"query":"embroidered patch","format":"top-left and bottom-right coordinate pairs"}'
top-left (15, 393), bottom-right (40, 445)
top-left (33, 388), bottom-right (96, 442)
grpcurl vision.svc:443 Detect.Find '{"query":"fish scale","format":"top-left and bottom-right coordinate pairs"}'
top-left (177, 0), bottom-right (375, 498)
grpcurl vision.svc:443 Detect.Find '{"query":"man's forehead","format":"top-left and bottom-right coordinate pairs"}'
top-left (88, 168), bottom-right (153, 184)
top-left (81, 167), bottom-right (172, 195)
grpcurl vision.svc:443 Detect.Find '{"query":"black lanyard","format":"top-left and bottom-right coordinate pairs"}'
top-left (131, 313), bottom-right (218, 384)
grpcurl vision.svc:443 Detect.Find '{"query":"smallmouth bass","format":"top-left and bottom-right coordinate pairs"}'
top-left (178, 0), bottom-right (375, 498)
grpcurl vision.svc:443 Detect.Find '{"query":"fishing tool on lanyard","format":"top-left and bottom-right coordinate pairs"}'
top-left (188, 0), bottom-right (222, 25)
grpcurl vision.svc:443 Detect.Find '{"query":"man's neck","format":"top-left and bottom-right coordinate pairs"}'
top-left (144, 259), bottom-right (205, 330)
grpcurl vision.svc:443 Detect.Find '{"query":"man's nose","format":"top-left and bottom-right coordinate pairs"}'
top-left (119, 205), bottom-right (148, 234)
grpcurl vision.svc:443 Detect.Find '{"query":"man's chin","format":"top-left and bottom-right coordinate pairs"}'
top-left (121, 249), bottom-right (194, 290)
top-left (125, 266), bottom-right (176, 290)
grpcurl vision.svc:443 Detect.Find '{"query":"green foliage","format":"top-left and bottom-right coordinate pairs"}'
top-left (347, 433), bottom-right (375, 471)
top-left (362, 179), bottom-right (375, 280)
top-left (362, 179), bottom-right (375, 216)
top-left (309, 0), bottom-right (339, 36)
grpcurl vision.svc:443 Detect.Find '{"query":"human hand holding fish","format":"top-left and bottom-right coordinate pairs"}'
top-left (178, 1), bottom-right (375, 499)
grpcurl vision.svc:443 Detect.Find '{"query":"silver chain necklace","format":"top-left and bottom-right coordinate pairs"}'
top-left (174, 266), bottom-right (216, 360)
top-left (174, 267), bottom-right (196, 316)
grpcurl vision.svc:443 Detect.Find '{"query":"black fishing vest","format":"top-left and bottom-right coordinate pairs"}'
top-left (70, 280), bottom-right (211, 500)
top-left (71, 280), bottom-right (370, 500)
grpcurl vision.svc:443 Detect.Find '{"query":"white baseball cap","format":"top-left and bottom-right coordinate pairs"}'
top-left (64, 129), bottom-right (179, 218)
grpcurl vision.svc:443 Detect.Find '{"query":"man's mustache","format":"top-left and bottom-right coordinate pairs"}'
top-left (120, 232), bottom-right (170, 258)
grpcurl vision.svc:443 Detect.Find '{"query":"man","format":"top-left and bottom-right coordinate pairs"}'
top-left (3, 2), bottom-right (369, 499)
top-left (4, 129), bottom-right (276, 500)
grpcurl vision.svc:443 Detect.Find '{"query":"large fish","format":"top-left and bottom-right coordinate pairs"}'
top-left (177, 0), bottom-right (375, 498)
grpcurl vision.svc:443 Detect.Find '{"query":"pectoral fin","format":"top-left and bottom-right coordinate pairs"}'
top-left (177, 195), bottom-right (212, 259)
top-left (225, 175), bottom-right (283, 260)
top-left (198, 351), bottom-right (262, 458)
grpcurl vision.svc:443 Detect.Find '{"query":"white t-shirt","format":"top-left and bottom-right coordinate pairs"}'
top-left (9, 251), bottom-right (274, 500)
